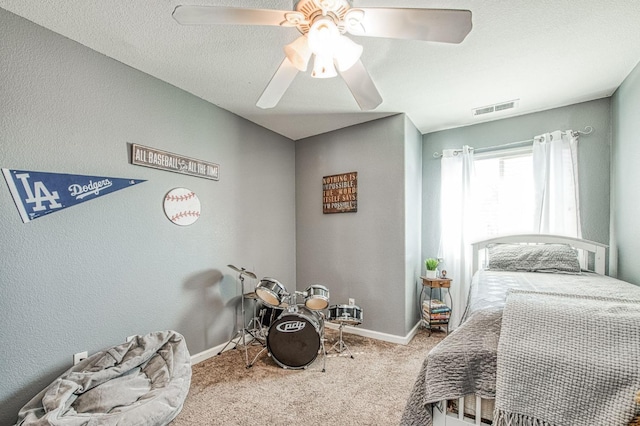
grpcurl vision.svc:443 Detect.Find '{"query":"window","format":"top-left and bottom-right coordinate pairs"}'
top-left (472, 147), bottom-right (534, 239)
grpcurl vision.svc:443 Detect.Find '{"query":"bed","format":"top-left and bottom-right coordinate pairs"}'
top-left (402, 234), bottom-right (640, 426)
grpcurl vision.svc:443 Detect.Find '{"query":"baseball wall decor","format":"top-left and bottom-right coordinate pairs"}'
top-left (132, 144), bottom-right (219, 181)
top-left (163, 187), bottom-right (201, 226)
top-left (2, 168), bottom-right (146, 223)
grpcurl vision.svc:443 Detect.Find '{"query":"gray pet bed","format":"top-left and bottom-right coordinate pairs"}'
top-left (16, 330), bottom-right (191, 426)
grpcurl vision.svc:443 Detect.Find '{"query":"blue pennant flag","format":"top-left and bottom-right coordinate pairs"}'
top-left (2, 169), bottom-right (146, 223)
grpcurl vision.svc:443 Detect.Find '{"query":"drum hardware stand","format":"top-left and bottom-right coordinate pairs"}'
top-left (329, 321), bottom-right (355, 359)
top-left (245, 298), bottom-right (267, 345)
top-left (247, 345), bottom-right (267, 368)
top-left (247, 292), bottom-right (298, 369)
top-left (217, 265), bottom-right (257, 368)
top-left (320, 333), bottom-right (327, 372)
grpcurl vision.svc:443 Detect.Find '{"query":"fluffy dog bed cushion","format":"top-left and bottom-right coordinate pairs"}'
top-left (16, 330), bottom-right (191, 426)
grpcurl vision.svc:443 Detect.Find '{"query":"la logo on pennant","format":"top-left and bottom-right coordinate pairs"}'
top-left (2, 169), bottom-right (146, 223)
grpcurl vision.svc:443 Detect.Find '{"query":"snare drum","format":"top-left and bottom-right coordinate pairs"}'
top-left (327, 304), bottom-right (363, 326)
top-left (304, 284), bottom-right (330, 311)
top-left (255, 278), bottom-right (287, 308)
top-left (267, 306), bottom-right (324, 369)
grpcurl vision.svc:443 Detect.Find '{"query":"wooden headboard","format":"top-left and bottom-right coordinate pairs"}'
top-left (471, 234), bottom-right (608, 275)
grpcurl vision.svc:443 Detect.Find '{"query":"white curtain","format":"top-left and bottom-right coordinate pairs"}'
top-left (532, 130), bottom-right (581, 238)
top-left (438, 146), bottom-right (475, 328)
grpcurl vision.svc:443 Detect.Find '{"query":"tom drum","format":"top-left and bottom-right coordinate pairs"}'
top-left (255, 278), bottom-right (287, 308)
top-left (304, 284), bottom-right (330, 311)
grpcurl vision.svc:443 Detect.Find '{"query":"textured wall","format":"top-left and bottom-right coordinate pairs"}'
top-left (611, 60), bottom-right (640, 284)
top-left (422, 99), bottom-right (613, 272)
top-left (0, 9), bottom-right (295, 425)
top-left (295, 115), bottom-right (414, 337)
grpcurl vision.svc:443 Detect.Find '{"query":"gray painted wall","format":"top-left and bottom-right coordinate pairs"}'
top-left (422, 99), bottom-right (613, 270)
top-left (0, 9), bottom-right (295, 425)
top-left (295, 114), bottom-right (420, 337)
top-left (404, 118), bottom-right (423, 331)
top-left (611, 60), bottom-right (640, 284)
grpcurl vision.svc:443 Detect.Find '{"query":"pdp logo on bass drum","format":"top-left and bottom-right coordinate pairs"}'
top-left (276, 321), bottom-right (306, 333)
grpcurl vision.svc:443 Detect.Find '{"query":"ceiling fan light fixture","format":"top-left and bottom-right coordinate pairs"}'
top-left (333, 35), bottom-right (363, 72)
top-left (284, 35), bottom-right (312, 71)
top-left (307, 18), bottom-right (340, 57)
top-left (311, 53), bottom-right (338, 78)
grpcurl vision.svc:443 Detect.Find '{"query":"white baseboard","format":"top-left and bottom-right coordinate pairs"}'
top-left (190, 334), bottom-right (255, 365)
top-left (191, 321), bottom-right (421, 365)
top-left (324, 320), bottom-right (421, 345)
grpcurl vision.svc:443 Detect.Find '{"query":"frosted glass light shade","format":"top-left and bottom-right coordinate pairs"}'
top-left (307, 18), bottom-right (340, 57)
top-left (311, 54), bottom-right (337, 78)
top-left (284, 36), bottom-right (312, 72)
top-left (333, 36), bottom-right (363, 72)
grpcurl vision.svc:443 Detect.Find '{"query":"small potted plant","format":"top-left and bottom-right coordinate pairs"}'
top-left (425, 258), bottom-right (439, 278)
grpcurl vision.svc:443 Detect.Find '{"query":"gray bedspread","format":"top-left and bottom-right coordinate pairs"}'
top-left (494, 290), bottom-right (640, 426)
top-left (401, 270), bottom-right (640, 426)
top-left (15, 330), bottom-right (191, 426)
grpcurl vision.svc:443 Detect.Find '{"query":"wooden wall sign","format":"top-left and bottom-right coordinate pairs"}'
top-left (131, 144), bottom-right (219, 181)
top-left (322, 172), bottom-right (357, 214)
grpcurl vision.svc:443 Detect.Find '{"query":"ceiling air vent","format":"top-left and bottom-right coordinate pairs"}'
top-left (473, 99), bottom-right (519, 116)
top-left (473, 105), bottom-right (495, 116)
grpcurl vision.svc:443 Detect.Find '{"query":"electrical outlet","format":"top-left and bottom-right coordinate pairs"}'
top-left (73, 351), bottom-right (88, 365)
top-left (349, 298), bottom-right (355, 305)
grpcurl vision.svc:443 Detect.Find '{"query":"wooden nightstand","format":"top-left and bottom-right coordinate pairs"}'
top-left (420, 277), bottom-right (452, 335)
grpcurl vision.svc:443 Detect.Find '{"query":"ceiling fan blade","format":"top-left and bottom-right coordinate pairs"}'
top-left (339, 60), bottom-right (382, 111)
top-left (172, 5), bottom-right (288, 26)
top-left (256, 58), bottom-right (299, 109)
top-left (346, 8), bottom-right (472, 43)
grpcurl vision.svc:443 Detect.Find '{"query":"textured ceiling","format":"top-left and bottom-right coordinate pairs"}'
top-left (2, 0), bottom-right (640, 140)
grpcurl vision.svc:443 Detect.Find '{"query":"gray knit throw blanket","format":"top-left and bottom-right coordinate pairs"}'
top-left (494, 290), bottom-right (640, 426)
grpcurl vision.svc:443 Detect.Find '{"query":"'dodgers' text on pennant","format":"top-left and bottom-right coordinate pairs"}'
top-left (2, 169), bottom-right (146, 223)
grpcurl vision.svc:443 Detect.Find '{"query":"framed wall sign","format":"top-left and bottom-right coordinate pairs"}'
top-left (322, 171), bottom-right (357, 214)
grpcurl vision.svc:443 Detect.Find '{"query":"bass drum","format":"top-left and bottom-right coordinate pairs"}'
top-left (267, 307), bottom-right (324, 369)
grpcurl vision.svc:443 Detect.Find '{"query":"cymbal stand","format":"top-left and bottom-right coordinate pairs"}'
top-left (330, 321), bottom-right (354, 359)
top-left (217, 268), bottom-right (254, 367)
top-left (245, 299), bottom-right (267, 344)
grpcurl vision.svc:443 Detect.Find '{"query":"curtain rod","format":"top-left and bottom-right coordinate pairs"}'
top-left (432, 126), bottom-right (594, 159)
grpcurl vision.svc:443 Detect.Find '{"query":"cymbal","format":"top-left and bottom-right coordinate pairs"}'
top-left (243, 292), bottom-right (259, 299)
top-left (227, 264), bottom-right (257, 279)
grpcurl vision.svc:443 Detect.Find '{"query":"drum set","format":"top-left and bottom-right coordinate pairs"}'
top-left (221, 265), bottom-right (364, 371)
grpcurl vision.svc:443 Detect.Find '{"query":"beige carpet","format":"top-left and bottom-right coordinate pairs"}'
top-left (171, 327), bottom-right (445, 425)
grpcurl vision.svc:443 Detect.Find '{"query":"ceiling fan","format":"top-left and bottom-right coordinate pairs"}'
top-left (172, 0), bottom-right (472, 111)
